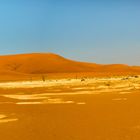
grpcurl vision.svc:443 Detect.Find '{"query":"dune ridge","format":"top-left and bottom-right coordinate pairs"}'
top-left (0, 53), bottom-right (140, 79)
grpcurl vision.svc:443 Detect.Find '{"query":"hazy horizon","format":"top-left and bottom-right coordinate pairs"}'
top-left (0, 0), bottom-right (140, 65)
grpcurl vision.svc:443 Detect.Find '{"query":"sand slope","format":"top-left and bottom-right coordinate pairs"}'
top-left (0, 53), bottom-right (100, 74)
top-left (0, 53), bottom-right (139, 77)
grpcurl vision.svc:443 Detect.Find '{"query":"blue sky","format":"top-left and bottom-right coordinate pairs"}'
top-left (0, 0), bottom-right (140, 65)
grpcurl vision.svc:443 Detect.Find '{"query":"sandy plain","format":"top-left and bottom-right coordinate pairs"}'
top-left (0, 76), bottom-right (140, 140)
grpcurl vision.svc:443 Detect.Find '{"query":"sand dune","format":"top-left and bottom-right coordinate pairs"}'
top-left (0, 53), bottom-right (99, 74)
top-left (0, 53), bottom-right (140, 80)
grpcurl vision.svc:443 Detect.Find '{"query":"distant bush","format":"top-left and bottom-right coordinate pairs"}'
top-left (105, 83), bottom-right (110, 87)
top-left (81, 78), bottom-right (85, 82)
top-left (41, 75), bottom-right (45, 82)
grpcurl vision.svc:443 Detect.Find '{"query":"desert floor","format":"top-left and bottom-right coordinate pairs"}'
top-left (0, 76), bottom-right (140, 140)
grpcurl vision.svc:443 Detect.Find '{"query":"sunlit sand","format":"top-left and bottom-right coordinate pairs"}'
top-left (0, 76), bottom-right (140, 140)
top-left (0, 114), bottom-right (18, 123)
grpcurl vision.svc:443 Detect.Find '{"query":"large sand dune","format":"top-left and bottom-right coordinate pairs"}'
top-left (0, 53), bottom-right (140, 81)
top-left (0, 53), bottom-right (100, 74)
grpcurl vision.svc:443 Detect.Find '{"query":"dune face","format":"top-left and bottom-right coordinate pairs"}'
top-left (0, 53), bottom-right (99, 74)
top-left (0, 53), bottom-right (140, 75)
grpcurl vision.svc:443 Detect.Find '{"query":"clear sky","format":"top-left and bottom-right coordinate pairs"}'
top-left (0, 0), bottom-right (140, 65)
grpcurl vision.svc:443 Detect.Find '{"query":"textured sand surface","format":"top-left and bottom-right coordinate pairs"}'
top-left (0, 76), bottom-right (140, 139)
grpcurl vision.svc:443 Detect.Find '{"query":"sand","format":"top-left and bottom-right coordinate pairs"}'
top-left (0, 53), bottom-right (140, 80)
top-left (0, 76), bottom-right (139, 139)
top-left (0, 53), bottom-right (140, 139)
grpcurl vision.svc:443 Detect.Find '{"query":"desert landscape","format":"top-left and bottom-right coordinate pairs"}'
top-left (1, 0), bottom-right (140, 139)
top-left (0, 53), bottom-right (140, 139)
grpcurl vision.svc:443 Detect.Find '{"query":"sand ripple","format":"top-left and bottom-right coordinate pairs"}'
top-left (0, 114), bottom-right (18, 123)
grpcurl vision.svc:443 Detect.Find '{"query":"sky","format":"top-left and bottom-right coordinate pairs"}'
top-left (0, 0), bottom-right (140, 65)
